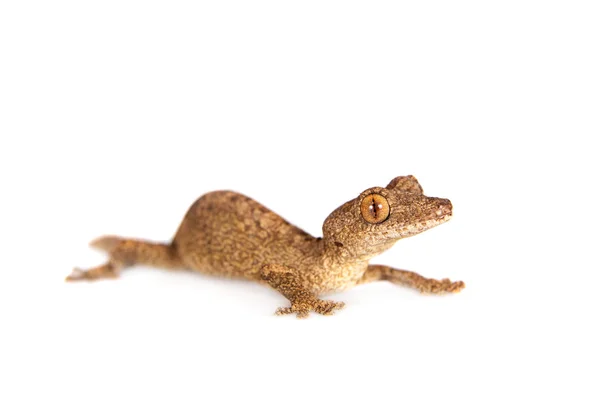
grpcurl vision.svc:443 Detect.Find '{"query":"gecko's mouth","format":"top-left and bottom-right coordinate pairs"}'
top-left (436, 213), bottom-right (452, 225)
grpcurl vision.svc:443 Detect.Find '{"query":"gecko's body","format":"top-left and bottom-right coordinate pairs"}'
top-left (174, 191), bottom-right (366, 293)
top-left (68, 176), bottom-right (464, 318)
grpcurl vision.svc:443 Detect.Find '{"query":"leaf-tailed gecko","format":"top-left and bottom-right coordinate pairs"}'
top-left (67, 175), bottom-right (464, 318)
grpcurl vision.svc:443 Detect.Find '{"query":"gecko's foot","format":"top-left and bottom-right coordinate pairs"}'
top-left (65, 264), bottom-right (119, 282)
top-left (419, 278), bottom-right (465, 294)
top-left (275, 299), bottom-right (346, 319)
top-left (65, 267), bottom-right (87, 281)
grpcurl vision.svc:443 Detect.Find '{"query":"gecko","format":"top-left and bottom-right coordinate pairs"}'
top-left (66, 175), bottom-right (464, 318)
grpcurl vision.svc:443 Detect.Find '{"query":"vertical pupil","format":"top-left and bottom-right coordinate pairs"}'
top-left (370, 197), bottom-right (378, 217)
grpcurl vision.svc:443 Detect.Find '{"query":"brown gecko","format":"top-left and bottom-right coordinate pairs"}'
top-left (66, 175), bottom-right (464, 318)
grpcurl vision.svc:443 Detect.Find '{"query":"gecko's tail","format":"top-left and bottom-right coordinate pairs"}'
top-left (66, 236), bottom-right (182, 281)
top-left (89, 235), bottom-right (122, 252)
top-left (89, 235), bottom-right (182, 268)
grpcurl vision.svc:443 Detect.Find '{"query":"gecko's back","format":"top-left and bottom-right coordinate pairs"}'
top-left (172, 191), bottom-right (321, 280)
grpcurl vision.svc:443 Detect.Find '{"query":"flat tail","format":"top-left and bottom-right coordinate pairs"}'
top-left (88, 235), bottom-right (181, 269)
top-left (89, 235), bottom-right (122, 252)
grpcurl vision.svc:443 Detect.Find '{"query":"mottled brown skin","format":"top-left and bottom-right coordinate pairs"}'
top-left (66, 176), bottom-right (464, 318)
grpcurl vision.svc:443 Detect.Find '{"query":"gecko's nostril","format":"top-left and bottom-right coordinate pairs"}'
top-left (435, 200), bottom-right (452, 218)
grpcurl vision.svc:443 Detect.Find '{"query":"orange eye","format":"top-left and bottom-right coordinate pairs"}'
top-left (360, 194), bottom-right (390, 224)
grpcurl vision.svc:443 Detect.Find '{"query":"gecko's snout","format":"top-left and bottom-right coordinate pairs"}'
top-left (434, 199), bottom-right (452, 219)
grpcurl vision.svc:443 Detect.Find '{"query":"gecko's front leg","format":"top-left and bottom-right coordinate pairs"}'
top-left (358, 264), bottom-right (465, 294)
top-left (260, 264), bottom-right (345, 318)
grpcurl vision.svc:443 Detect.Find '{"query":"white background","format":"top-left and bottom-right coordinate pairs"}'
top-left (1, 1), bottom-right (599, 399)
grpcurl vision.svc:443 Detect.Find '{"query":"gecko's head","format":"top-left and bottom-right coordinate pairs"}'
top-left (322, 176), bottom-right (452, 259)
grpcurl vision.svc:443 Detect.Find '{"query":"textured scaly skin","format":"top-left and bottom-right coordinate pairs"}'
top-left (67, 176), bottom-right (464, 318)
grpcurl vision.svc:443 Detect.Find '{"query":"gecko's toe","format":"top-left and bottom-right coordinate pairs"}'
top-left (275, 307), bottom-right (293, 316)
top-left (276, 307), bottom-right (311, 318)
top-left (65, 268), bottom-right (86, 282)
top-left (315, 300), bottom-right (345, 315)
top-left (449, 280), bottom-right (466, 293)
top-left (418, 278), bottom-right (465, 294)
top-left (275, 300), bottom-right (345, 318)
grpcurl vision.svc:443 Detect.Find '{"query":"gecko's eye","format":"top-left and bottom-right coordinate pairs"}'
top-left (360, 194), bottom-right (390, 224)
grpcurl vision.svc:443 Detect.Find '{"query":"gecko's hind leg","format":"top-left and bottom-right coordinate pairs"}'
top-left (260, 264), bottom-right (345, 318)
top-left (66, 262), bottom-right (122, 281)
top-left (66, 235), bottom-right (182, 282)
top-left (358, 264), bottom-right (465, 294)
